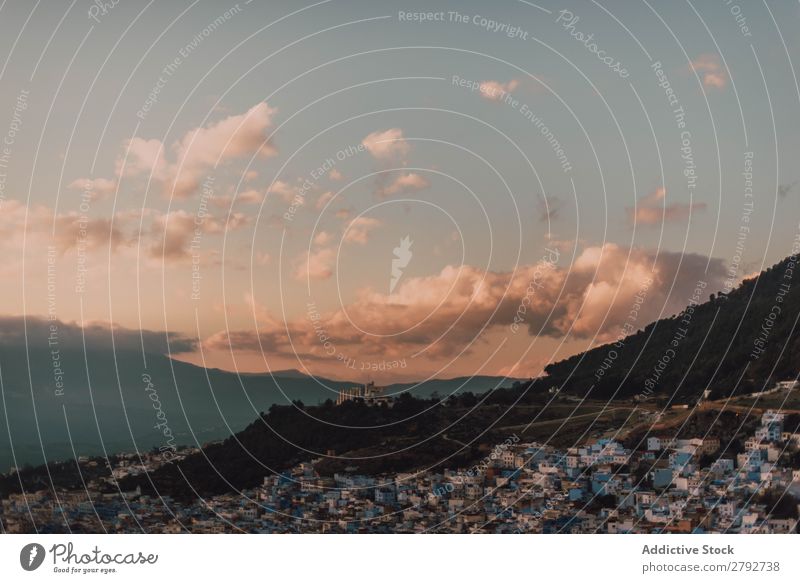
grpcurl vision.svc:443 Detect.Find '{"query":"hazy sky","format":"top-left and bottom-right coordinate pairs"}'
top-left (1, 0), bottom-right (799, 381)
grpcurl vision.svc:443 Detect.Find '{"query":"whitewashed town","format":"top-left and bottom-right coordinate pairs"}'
top-left (3, 406), bottom-right (799, 534)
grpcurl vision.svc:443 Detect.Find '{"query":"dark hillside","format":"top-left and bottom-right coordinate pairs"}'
top-left (544, 256), bottom-right (800, 401)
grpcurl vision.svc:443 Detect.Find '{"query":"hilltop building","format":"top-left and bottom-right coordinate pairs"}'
top-left (336, 381), bottom-right (393, 406)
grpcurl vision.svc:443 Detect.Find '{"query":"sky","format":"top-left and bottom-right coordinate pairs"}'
top-left (1, 0), bottom-right (799, 382)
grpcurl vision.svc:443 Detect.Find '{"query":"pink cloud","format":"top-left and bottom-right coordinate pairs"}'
top-left (236, 188), bottom-right (264, 205)
top-left (255, 251), bottom-right (271, 266)
top-left (343, 216), bottom-right (382, 244)
top-left (315, 190), bottom-right (335, 210)
top-left (106, 104), bottom-right (277, 198)
top-left (294, 247), bottom-right (335, 281)
top-left (378, 172), bottom-right (430, 198)
top-left (67, 177), bottom-right (117, 200)
top-left (628, 187), bottom-right (706, 226)
top-left (362, 128), bottom-right (410, 161)
top-left (169, 103), bottom-right (277, 197)
top-left (212, 188), bottom-right (265, 209)
top-left (313, 231), bottom-right (333, 246)
top-left (147, 209), bottom-right (250, 260)
top-left (0, 315), bottom-right (197, 353)
top-left (267, 180), bottom-right (298, 203)
top-left (115, 137), bottom-right (167, 179)
top-left (205, 244), bottom-right (727, 361)
top-left (478, 79), bottom-right (519, 101)
top-left (0, 199), bottom-right (136, 256)
top-left (51, 215), bottom-right (131, 253)
top-left (689, 54), bottom-right (727, 90)
top-left (0, 200), bottom-right (249, 262)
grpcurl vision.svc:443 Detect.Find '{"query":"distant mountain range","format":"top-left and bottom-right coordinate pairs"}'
top-left (4, 254), bottom-right (800, 480)
top-left (5, 254), bottom-right (800, 499)
top-left (109, 254), bottom-right (800, 500)
top-left (0, 346), bottom-right (520, 471)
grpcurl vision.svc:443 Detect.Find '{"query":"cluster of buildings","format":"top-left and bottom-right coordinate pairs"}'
top-left (750, 380), bottom-right (800, 398)
top-left (2, 410), bottom-right (799, 533)
top-left (335, 381), bottom-right (393, 406)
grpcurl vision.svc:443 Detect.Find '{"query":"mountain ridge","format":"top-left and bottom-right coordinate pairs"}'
top-left (543, 254), bottom-right (800, 401)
